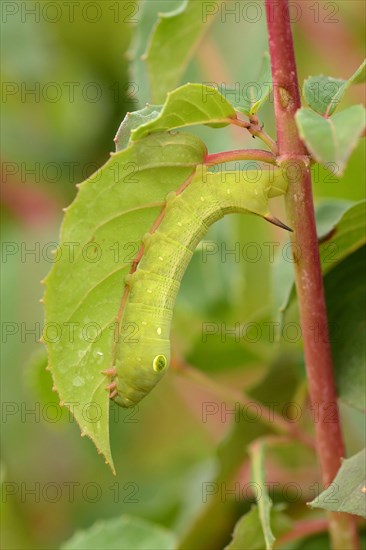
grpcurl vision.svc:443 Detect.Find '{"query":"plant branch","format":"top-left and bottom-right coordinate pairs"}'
top-left (171, 357), bottom-right (315, 450)
top-left (229, 117), bottom-right (278, 154)
top-left (265, 1), bottom-right (359, 549)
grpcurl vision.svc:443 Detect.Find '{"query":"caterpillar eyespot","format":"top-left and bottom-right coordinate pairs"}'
top-left (153, 354), bottom-right (168, 372)
top-left (110, 166), bottom-right (289, 408)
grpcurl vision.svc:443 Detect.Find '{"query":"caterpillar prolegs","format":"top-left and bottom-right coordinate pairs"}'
top-left (107, 166), bottom-right (289, 407)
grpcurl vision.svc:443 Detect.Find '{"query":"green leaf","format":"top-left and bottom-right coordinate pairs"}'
top-left (235, 52), bottom-right (272, 116)
top-left (272, 200), bottom-right (360, 327)
top-left (309, 449), bottom-right (366, 518)
top-left (60, 515), bottom-right (177, 550)
top-left (304, 59), bottom-right (366, 116)
top-left (320, 200), bottom-right (366, 275)
top-left (249, 442), bottom-right (275, 549)
top-left (324, 247), bottom-right (366, 411)
top-left (295, 105), bottom-right (366, 176)
top-left (224, 506), bottom-right (292, 550)
top-left (145, 0), bottom-right (219, 103)
top-left (43, 132), bottom-right (207, 471)
top-left (272, 202), bottom-right (366, 411)
top-left (315, 199), bottom-right (354, 241)
top-left (132, 83), bottom-right (237, 141)
top-left (114, 104), bottom-right (162, 151)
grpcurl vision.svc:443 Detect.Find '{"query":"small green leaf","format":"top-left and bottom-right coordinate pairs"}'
top-left (145, 0), bottom-right (219, 103)
top-left (295, 105), bottom-right (366, 176)
top-left (249, 442), bottom-right (275, 549)
top-left (132, 83), bottom-right (237, 141)
top-left (315, 199), bottom-right (354, 241)
top-left (309, 449), bottom-right (366, 518)
top-left (114, 105), bottom-right (161, 151)
top-left (235, 52), bottom-right (272, 116)
top-left (224, 506), bottom-right (292, 550)
top-left (43, 132), bottom-right (207, 471)
top-left (320, 200), bottom-right (366, 275)
top-left (304, 59), bottom-right (366, 116)
top-left (325, 246), bottom-right (366, 411)
top-left (60, 515), bottom-right (177, 550)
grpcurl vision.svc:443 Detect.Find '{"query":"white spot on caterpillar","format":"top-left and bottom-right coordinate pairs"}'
top-left (159, 256), bottom-right (164, 261)
top-left (142, 321), bottom-right (147, 326)
top-left (73, 376), bottom-right (84, 387)
top-left (200, 196), bottom-right (204, 201)
top-left (157, 327), bottom-right (162, 335)
top-left (147, 289), bottom-right (152, 293)
top-left (226, 189), bottom-right (231, 194)
top-left (178, 222), bottom-right (182, 227)
top-left (96, 351), bottom-right (103, 356)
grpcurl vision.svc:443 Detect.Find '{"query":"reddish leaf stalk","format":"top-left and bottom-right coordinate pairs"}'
top-left (205, 148), bottom-right (276, 166)
top-left (265, 1), bottom-right (360, 548)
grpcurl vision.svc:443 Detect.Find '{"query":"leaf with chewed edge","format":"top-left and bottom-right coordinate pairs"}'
top-left (43, 132), bottom-right (207, 472)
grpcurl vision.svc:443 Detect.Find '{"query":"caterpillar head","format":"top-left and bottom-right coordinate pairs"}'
top-left (113, 344), bottom-right (170, 408)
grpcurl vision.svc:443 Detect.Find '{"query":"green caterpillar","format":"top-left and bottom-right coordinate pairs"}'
top-left (107, 166), bottom-right (289, 407)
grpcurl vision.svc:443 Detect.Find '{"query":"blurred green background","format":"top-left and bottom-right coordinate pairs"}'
top-left (1, 1), bottom-right (365, 549)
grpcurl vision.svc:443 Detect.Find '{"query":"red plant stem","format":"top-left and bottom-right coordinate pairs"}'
top-left (205, 149), bottom-right (276, 166)
top-left (265, 1), bottom-right (360, 549)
